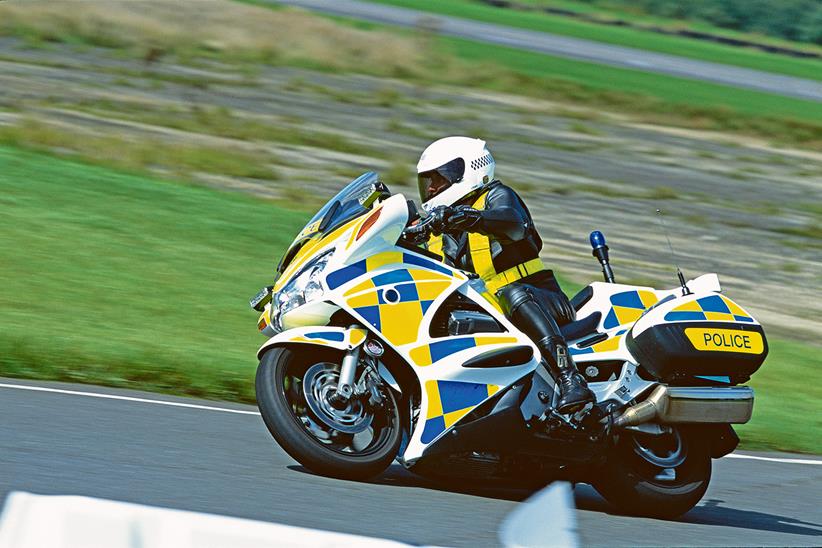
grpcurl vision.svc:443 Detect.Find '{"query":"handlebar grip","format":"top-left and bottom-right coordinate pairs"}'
top-left (404, 216), bottom-right (435, 235)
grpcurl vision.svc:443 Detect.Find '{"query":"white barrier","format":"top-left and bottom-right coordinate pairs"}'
top-left (499, 482), bottom-right (578, 548)
top-left (0, 492), bottom-right (410, 548)
top-left (0, 483), bottom-right (578, 548)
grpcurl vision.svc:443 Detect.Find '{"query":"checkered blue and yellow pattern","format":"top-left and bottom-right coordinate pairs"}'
top-left (327, 251), bottom-right (458, 347)
top-left (602, 290), bottom-right (659, 329)
top-left (409, 335), bottom-right (520, 366)
top-left (279, 328), bottom-right (367, 348)
top-left (664, 295), bottom-right (753, 323)
top-left (327, 251), bottom-right (454, 291)
top-left (421, 380), bottom-right (500, 443)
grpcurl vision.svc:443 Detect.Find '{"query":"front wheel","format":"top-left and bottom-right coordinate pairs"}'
top-left (593, 426), bottom-right (711, 519)
top-left (256, 346), bottom-right (402, 480)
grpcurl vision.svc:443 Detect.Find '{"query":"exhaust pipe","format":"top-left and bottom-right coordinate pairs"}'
top-left (613, 386), bottom-right (667, 428)
top-left (613, 385), bottom-right (755, 428)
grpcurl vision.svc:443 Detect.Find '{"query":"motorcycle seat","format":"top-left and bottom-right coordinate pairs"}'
top-left (560, 311), bottom-right (602, 342)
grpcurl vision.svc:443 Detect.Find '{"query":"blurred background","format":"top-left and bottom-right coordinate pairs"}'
top-left (0, 0), bottom-right (819, 454)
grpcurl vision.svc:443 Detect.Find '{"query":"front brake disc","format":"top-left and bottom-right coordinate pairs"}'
top-left (302, 362), bottom-right (373, 434)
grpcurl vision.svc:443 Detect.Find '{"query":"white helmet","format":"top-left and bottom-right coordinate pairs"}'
top-left (416, 136), bottom-right (495, 212)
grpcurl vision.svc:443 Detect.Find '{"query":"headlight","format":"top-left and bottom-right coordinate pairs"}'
top-left (275, 250), bottom-right (332, 317)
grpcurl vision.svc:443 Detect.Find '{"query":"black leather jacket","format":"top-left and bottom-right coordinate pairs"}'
top-left (438, 181), bottom-right (543, 274)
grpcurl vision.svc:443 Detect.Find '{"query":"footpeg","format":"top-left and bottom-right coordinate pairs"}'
top-left (538, 402), bottom-right (595, 434)
top-left (549, 409), bottom-right (580, 430)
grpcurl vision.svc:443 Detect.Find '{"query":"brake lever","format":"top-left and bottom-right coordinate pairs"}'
top-left (402, 219), bottom-right (433, 246)
top-left (403, 217), bottom-right (434, 236)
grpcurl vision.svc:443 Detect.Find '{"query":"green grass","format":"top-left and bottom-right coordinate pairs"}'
top-left (60, 101), bottom-right (379, 156)
top-left (369, 0), bottom-right (822, 82)
top-left (304, 7), bottom-right (822, 147)
top-left (0, 146), bottom-right (818, 453)
top-left (439, 36), bottom-right (822, 123)
top-left (0, 118), bottom-right (282, 182)
top-left (0, 146), bottom-right (308, 402)
top-left (4, 0), bottom-right (821, 147)
top-left (517, 0), bottom-right (822, 52)
top-left (736, 339), bottom-right (822, 454)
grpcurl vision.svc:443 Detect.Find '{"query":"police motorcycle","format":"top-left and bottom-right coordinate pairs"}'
top-left (250, 172), bottom-right (768, 518)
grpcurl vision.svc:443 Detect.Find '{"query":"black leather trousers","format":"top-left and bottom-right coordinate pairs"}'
top-left (495, 270), bottom-right (575, 369)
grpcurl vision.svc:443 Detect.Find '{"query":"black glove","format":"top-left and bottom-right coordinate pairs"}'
top-left (403, 223), bottom-right (430, 246)
top-left (446, 205), bottom-right (482, 231)
top-left (429, 205), bottom-right (483, 236)
top-left (428, 205), bottom-right (451, 236)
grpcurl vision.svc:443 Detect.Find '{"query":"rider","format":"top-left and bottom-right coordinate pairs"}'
top-left (414, 136), bottom-right (594, 414)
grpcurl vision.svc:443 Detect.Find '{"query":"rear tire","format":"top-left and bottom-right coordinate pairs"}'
top-left (593, 426), bottom-right (711, 518)
top-left (256, 346), bottom-right (402, 480)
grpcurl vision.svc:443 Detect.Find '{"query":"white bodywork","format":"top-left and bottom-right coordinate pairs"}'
top-left (259, 189), bottom-right (761, 466)
top-left (260, 193), bottom-right (539, 464)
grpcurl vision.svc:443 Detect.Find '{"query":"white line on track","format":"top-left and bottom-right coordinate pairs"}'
top-left (0, 382), bottom-right (260, 416)
top-left (2, 382), bottom-right (820, 466)
top-left (724, 453), bottom-right (822, 466)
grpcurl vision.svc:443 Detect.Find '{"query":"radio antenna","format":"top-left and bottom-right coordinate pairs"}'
top-left (656, 209), bottom-right (691, 295)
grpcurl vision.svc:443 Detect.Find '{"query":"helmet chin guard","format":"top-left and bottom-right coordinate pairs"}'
top-left (417, 136), bottom-right (495, 212)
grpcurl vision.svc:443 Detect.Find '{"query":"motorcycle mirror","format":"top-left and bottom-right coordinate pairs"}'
top-left (357, 181), bottom-right (391, 209)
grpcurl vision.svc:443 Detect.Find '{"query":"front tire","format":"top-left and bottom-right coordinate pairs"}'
top-left (256, 346), bottom-right (402, 480)
top-left (593, 426), bottom-right (711, 518)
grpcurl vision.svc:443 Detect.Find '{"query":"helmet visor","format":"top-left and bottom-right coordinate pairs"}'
top-left (417, 158), bottom-right (465, 202)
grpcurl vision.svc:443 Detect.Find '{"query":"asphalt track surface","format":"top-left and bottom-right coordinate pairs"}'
top-left (274, 0), bottom-right (822, 102)
top-left (3, 378), bottom-right (821, 546)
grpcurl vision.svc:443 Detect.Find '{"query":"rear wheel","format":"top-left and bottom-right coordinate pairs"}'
top-left (256, 346), bottom-right (402, 480)
top-left (593, 426), bottom-right (711, 518)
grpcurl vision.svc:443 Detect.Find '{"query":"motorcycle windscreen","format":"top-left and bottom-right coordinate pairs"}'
top-left (276, 172), bottom-right (387, 277)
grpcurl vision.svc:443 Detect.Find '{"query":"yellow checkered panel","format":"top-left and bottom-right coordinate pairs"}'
top-left (341, 264), bottom-right (455, 347)
top-left (421, 380), bottom-right (499, 443)
top-left (603, 290), bottom-right (659, 329)
top-left (409, 336), bottom-right (519, 367)
top-left (664, 295), bottom-right (754, 323)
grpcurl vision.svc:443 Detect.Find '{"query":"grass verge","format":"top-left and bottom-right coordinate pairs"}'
top-left (735, 339), bottom-right (822, 454)
top-left (0, 147), bottom-right (818, 453)
top-left (368, 0), bottom-right (822, 81)
top-left (515, 0), bottom-right (822, 52)
top-left (0, 0), bottom-right (820, 147)
top-left (0, 146), bottom-right (307, 402)
top-left (0, 118), bottom-right (281, 182)
top-left (312, 7), bottom-right (822, 148)
top-left (438, 35), bottom-right (822, 127)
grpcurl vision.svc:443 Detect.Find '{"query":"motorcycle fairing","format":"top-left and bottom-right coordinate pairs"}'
top-left (325, 249), bottom-right (541, 462)
top-left (256, 326), bottom-right (367, 358)
top-left (600, 289), bottom-right (660, 330)
top-left (564, 274), bottom-right (764, 386)
top-left (290, 195), bottom-right (541, 462)
top-left (567, 274), bottom-right (733, 364)
top-left (567, 282), bottom-right (665, 365)
top-left (659, 294), bottom-right (755, 325)
top-left (419, 378), bottom-right (502, 443)
top-left (576, 282), bottom-right (668, 335)
top-left (273, 217), bottom-right (361, 293)
top-left (573, 274), bottom-right (725, 338)
top-left (632, 291), bottom-right (761, 338)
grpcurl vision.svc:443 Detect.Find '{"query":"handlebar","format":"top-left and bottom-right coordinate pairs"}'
top-left (403, 215), bottom-right (437, 237)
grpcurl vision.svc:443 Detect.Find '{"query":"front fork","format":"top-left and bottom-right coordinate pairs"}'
top-left (329, 326), bottom-right (394, 411)
top-left (328, 343), bottom-right (361, 408)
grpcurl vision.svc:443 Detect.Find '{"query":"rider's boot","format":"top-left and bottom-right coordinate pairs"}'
top-left (538, 335), bottom-right (595, 414)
